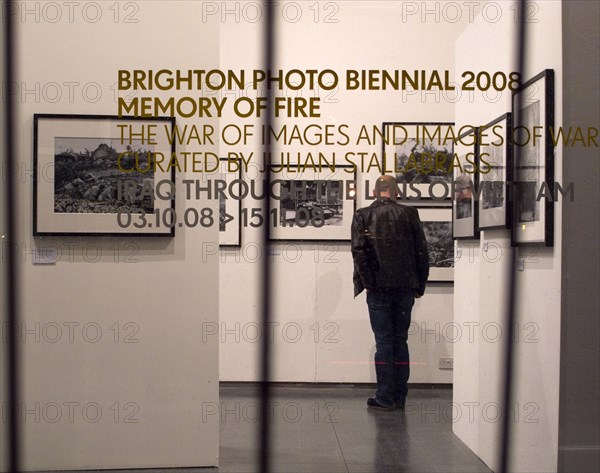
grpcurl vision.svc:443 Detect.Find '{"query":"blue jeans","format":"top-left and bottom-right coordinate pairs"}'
top-left (367, 288), bottom-right (415, 408)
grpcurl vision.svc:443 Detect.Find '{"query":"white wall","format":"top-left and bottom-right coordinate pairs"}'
top-left (215, 1), bottom-right (481, 383)
top-left (453, 3), bottom-right (563, 472)
top-left (1, 1), bottom-right (219, 470)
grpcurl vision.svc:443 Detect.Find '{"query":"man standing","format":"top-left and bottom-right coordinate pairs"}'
top-left (351, 175), bottom-right (429, 410)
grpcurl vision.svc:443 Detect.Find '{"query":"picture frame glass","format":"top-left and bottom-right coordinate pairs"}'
top-left (269, 166), bottom-right (356, 241)
top-left (382, 122), bottom-right (454, 202)
top-left (512, 70), bottom-right (554, 245)
top-left (35, 115), bottom-right (175, 236)
top-left (417, 206), bottom-right (454, 282)
top-left (479, 114), bottom-right (511, 229)
top-left (453, 127), bottom-right (478, 239)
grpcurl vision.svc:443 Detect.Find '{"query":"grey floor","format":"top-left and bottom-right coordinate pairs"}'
top-left (41, 384), bottom-right (492, 473)
top-left (218, 384), bottom-right (492, 473)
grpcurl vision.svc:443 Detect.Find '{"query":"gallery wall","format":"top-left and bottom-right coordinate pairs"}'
top-left (1, 2), bottom-right (220, 470)
top-left (454, 2), bottom-right (564, 472)
top-left (215, 1), bottom-right (478, 383)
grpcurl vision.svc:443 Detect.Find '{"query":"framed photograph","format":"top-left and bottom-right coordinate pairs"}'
top-left (382, 122), bottom-right (454, 201)
top-left (418, 206), bottom-right (454, 282)
top-left (268, 165), bottom-right (356, 241)
top-left (511, 69), bottom-right (554, 246)
top-left (453, 127), bottom-right (479, 239)
top-left (219, 158), bottom-right (242, 247)
top-left (34, 114), bottom-right (176, 237)
top-left (478, 113), bottom-right (512, 230)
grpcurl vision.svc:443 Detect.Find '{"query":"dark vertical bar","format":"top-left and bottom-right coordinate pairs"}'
top-left (499, 0), bottom-right (526, 471)
top-left (2, 0), bottom-right (22, 471)
top-left (259, 1), bottom-right (275, 472)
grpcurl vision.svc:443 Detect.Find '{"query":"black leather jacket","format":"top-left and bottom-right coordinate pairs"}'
top-left (351, 199), bottom-right (429, 297)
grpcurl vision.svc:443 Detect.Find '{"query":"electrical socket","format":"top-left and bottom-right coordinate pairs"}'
top-left (439, 356), bottom-right (453, 370)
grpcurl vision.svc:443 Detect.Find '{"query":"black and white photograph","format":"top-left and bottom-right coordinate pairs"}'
top-left (515, 100), bottom-right (542, 223)
top-left (519, 101), bottom-right (541, 168)
top-left (516, 180), bottom-right (540, 222)
top-left (269, 165), bottom-right (356, 241)
top-left (417, 206), bottom-right (454, 282)
top-left (54, 137), bottom-right (155, 214)
top-left (382, 122), bottom-right (454, 200)
top-left (394, 139), bottom-right (454, 184)
top-left (219, 157), bottom-right (242, 247)
top-left (481, 148), bottom-right (505, 211)
top-left (479, 113), bottom-right (512, 230)
top-left (278, 180), bottom-right (344, 227)
top-left (481, 175), bottom-right (504, 210)
top-left (455, 169), bottom-right (474, 219)
top-left (424, 221), bottom-right (454, 267)
top-left (511, 69), bottom-right (555, 246)
top-left (34, 114), bottom-right (176, 236)
top-left (453, 127), bottom-right (479, 239)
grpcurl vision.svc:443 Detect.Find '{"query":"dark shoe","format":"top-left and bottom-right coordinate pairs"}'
top-left (367, 397), bottom-right (395, 411)
top-left (395, 400), bottom-right (406, 410)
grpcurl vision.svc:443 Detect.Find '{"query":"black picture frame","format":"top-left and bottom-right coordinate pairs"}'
top-left (219, 157), bottom-right (242, 247)
top-left (382, 122), bottom-right (454, 202)
top-left (478, 113), bottom-right (513, 230)
top-left (453, 126), bottom-right (480, 240)
top-left (511, 69), bottom-right (554, 246)
top-left (268, 165), bottom-right (357, 242)
top-left (34, 114), bottom-right (176, 237)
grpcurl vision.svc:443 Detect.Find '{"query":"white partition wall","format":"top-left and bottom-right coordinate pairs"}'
top-left (2, 2), bottom-right (220, 470)
top-left (454, 3), bottom-right (564, 472)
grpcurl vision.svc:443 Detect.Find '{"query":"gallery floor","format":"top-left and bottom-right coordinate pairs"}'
top-left (45, 384), bottom-right (491, 473)
top-left (216, 384), bottom-right (491, 473)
